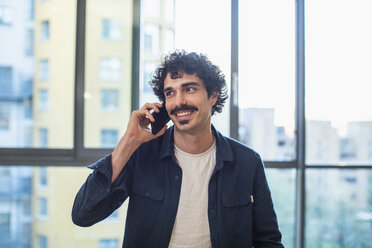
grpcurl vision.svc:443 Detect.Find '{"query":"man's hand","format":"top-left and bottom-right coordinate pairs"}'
top-left (126, 102), bottom-right (168, 145)
top-left (111, 103), bottom-right (168, 182)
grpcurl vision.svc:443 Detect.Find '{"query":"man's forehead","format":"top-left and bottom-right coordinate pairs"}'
top-left (164, 72), bottom-right (203, 89)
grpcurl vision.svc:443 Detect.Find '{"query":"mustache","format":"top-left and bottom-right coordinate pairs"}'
top-left (170, 104), bottom-right (199, 115)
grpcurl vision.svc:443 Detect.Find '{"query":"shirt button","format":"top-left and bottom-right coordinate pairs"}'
top-left (145, 192), bottom-right (150, 197)
top-left (174, 175), bottom-right (180, 181)
top-left (210, 208), bottom-right (214, 214)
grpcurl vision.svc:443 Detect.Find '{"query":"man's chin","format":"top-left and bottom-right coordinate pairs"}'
top-left (178, 120), bottom-right (189, 125)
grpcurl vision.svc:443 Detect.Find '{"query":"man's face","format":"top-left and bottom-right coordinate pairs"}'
top-left (163, 72), bottom-right (217, 134)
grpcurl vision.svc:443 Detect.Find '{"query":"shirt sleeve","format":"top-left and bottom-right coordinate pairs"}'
top-left (71, 153), bottom-right (134, 227)
top-left (252, 155), bottom-right (284, 248)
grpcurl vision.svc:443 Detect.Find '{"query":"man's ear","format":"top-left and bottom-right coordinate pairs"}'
top-left (210, 91), bottom-right (218, 106)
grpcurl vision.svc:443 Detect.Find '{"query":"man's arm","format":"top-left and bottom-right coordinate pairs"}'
top-left (112, 102), bottom-right (167, 182)
top-left (71, 102), bottom-right (167, 227)
top-left (252, 156), bottom-right (284, 248)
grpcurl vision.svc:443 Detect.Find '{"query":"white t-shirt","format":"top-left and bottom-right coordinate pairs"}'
top-left (168, 141), bottom-right (216, 248)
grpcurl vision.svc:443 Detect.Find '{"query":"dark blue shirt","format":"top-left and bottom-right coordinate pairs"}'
top-left (72, 126), bottom-right (284, 248)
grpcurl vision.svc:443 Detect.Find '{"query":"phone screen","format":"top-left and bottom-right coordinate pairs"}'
top-left (151, 107), bottom-right (170, 135)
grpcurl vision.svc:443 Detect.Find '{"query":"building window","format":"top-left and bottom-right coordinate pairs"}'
top-left (38, 89), bottom-right (49, 111)
top-left (40, 59), bottom-right (50, 81)
top-left (98, 239), bottom-right (118, 248)
top-left (144, 23), bottom-right (160, 56)
top-left (0, 66), bottom-right (13, 94)
top-left (26, 0), bottom-right (34, 20)
top-left (0, 6), bottom-right (13, 25)
top-left (101, 89), bottom-right (119, 111)
top-left (0, 213), bottom-right (11, 238)
top-left (99, 58), bottom-right (122, 81)
top-left (41, 20), bottom-right (50, 40)
top-left (25, 30), bottom-right (34, 56)
top-left (100, 129), bottom-right (118, 148)
top-left (39, 197), bottom-right (48, 217)
top-left (102, 18), bottom-right (122, 40)
top-left (38, 235), bottom-right (48, 248)
top-left (0, 104), bottom-right (10, 130)
top-left (39, 128), bottom-right (48, 148)
top-left (40, 167), bottom-right (47, 186)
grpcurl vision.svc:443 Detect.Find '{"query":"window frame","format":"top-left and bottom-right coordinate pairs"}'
top-left (1, 1), bottom-right (372, 248)
top-left (0, 0), bottom-right (141, 166)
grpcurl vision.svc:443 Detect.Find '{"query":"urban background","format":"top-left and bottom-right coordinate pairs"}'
top-left (1, 0), bottom-right (372, 248)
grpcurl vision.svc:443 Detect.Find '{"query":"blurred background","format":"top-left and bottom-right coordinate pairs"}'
top-left (0, 0), bottom-right (371, 247)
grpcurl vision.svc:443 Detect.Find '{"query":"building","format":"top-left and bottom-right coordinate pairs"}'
top-left (31, 0), bottom-right (175, 247)
top-left (0, 0), bottom-right (34, 247)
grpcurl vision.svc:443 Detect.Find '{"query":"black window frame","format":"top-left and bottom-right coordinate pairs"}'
top-left (1, 1), bottom-right (372, 248)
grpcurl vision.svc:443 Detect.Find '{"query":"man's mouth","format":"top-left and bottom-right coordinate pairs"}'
top-left (175, 111), bottom-right (193, 117)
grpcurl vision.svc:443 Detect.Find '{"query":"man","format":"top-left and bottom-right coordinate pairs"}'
top-left (72, 50), bottom-right (284, 247)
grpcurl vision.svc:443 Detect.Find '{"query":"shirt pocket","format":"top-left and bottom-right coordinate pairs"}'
top-left (128, 179), bottom-right (165, 230)
top-left (222, 191), bottom-right (253, 235)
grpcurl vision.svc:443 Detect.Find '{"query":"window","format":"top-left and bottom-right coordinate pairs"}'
top-left (98, 239), bottom-right (118, 248)
top-left (102, 18), bottom-right (122, 40)
top-left (0, 213), bottom-right (11, 239)
top-left (26, 0), bottom-right (34, 20)
top-left (0, 66), bottom-right (13, 94)
top-left (39, 197), bottom-right (48, 217)
top-left (38, 89), bottom-right (49, 111)
top-left (144, 23), bottom-right (160, 56)
top-left (238, 0), bottom-right (295, 162)
top-left (101, 89), bottom-right (119, 111)
top-left (100, 129), bottom-right (118, 148)
top-left (41, 21), bottom-right (50, 40)
top-left (38, 235), bottom-right (48, 248)
top-left (99, 58), bottom-right (122, 81)
top-left (0, 104), bottom-right (10, 130)
top-left (40, 59), bottom-right (50, 81)
top-left (40, 167), bottom-right (47, 186)
top-left (25, 29), bottom-right (34, 56)
top-left (0, 6), bottom-right (13, 25)
top-left (39, 128), bottom-right (48, 148)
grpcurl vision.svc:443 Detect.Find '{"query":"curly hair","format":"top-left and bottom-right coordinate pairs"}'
top-left (148, 50), bottom-right (228, 115)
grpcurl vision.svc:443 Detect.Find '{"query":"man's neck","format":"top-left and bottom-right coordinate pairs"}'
top-left (173, 124), bottom-right (215, 154)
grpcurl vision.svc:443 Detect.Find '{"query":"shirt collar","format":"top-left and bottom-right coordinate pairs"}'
top-left (159, 124), bottom-right (234, 164)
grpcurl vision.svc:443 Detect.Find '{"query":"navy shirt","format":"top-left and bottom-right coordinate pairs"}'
top-left (72, 126), bottom-right (284, 248)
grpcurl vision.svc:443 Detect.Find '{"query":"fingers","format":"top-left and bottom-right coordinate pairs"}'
top-left (153, 125), bottom-right (168, 138)
top-left (138, 102), bottom-right (164, 122)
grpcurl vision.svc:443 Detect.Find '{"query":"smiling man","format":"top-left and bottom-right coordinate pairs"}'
top-left (72, 50), bottom-right (284, 248)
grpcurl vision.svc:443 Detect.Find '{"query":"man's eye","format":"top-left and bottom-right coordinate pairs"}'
top-left (165, 91), bottom-right (174, 97)
top-left (186, 87), bottom-right (195, 92)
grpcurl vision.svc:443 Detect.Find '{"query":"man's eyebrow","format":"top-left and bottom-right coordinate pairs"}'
top-left (163, 82), bottom-right (200, 93)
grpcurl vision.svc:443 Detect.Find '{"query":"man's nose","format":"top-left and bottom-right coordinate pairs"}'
top-left (174, 92), bottom-right (187, 106)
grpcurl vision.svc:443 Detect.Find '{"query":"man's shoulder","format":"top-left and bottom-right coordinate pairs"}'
top-left (218, 133), bottom-right (261, 161)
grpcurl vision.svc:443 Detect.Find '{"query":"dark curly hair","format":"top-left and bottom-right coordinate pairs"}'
top-left (148, 50), bottom-right (228, 115)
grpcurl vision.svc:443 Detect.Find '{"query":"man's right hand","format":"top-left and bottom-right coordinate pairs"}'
top-left (111, 103), bottom-right (168, 182)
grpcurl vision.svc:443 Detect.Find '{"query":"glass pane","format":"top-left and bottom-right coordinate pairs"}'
top-left (306, 169), bottom-right (372, 247)
top-left (84, 0), bottom-right (132, 148)
top-left (305, 0), bottom-right (372, 165)
top-left (139, 0), bottom-right (231, 135)
top-left (238, 0), bottom-right (295, 161)
top-left (0, 0), bottom-right (75, 148)
top-left (266, 168), bottom-right (296, 248)
top-left (0, 165), bottom-right (128, 248)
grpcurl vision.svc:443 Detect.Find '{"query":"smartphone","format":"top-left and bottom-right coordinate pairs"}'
top-left (151, 107), bottom-right (170, 135)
